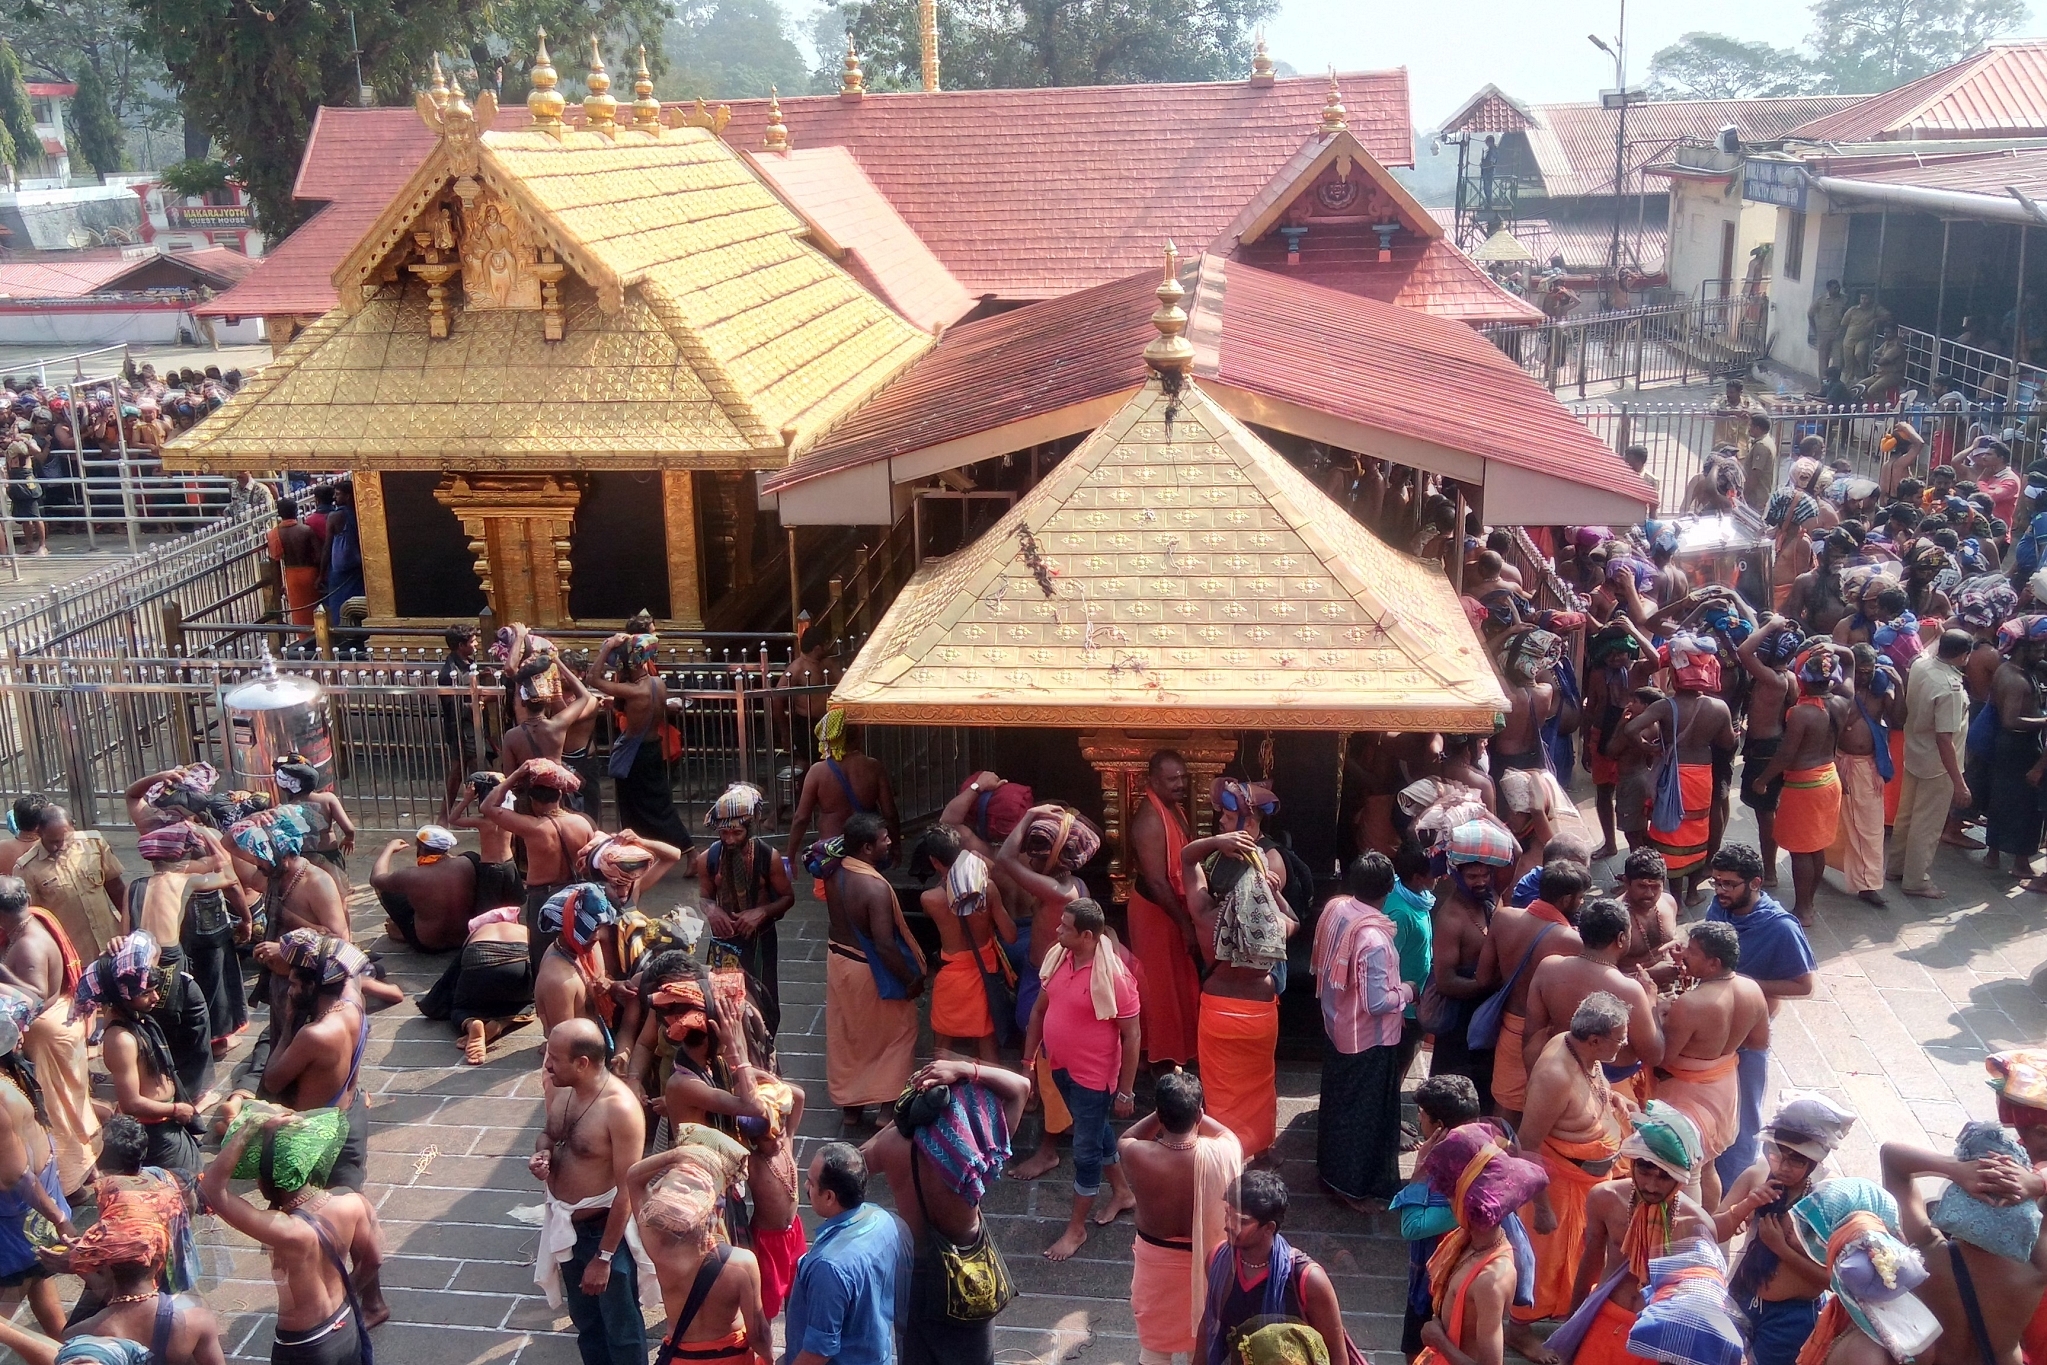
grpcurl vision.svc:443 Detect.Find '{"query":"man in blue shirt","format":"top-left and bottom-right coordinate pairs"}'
top-left (1703, 843), bottom-right (1816, 1192)
top-left (783, 1142), bottom-right (910, 1365)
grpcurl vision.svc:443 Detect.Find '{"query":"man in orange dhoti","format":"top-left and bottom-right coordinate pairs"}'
top-left (1625, 639), bottom-right (1735, 902)
top-left (1652, 922), bottom-right (1768, 1209)
top-left (1513, 991), bottom-right (1631, 1324)
top-left (1122, 1071), bottom-right (1242, 1365)
top-left (822, 815), bottom-right (924, 1127)
top-left (914, 830), bottom-right (1017, 1061)
top-left (1414, 1123), bottom-right (1550, 1365)
top-left (1826, 646), bottom-right (1899, 906)
top-left (1752, 648), bottom-right (1852, 920)
top-left (1126, 751), bottom-right (1201, 1067)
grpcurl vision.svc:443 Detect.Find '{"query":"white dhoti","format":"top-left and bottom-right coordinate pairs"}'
top-left (533, 1187), bottom-right (658, 1309)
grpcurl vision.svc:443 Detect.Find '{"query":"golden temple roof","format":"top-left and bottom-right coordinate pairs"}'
top-left (168, 81), bottom-right (932, 471)
top-left (830, 368), bottom-right (1508, 730)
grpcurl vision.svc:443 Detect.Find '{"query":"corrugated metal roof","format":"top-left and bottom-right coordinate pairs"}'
top-left (1527, 95), bottom-right (1865, 198)
top-left (1788, 41), bottom-right (2047, 142)
top-left (1819, 144), bottom-right (2047, 196)
top-left (1423, 209), bottom-right (1667, 276)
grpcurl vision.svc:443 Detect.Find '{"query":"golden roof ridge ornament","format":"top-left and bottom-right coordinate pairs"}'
top-left (631, 46), bottom-right (662, 130)
top-left (1320, 69), bottom-right (1347, 134)
top-left (429, 55), bottom-right (450, 110)
top-left (841, 33), bottom-right (866, 100)
top-left (1143, 241), bottom-right (1194, 381)
top-left (1250, 31), bottom-right (1275, 87)
top-left (444, 70), bottom-right (474, 126)
top-left (528, 29), bottom-right (566, 133)
top-left (584, 39), bottom-right (619, 134)
top-left (763, 87), bottom-right (790, 151)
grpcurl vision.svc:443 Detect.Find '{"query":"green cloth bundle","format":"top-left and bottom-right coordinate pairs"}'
top-left (226, 1102), bottom-right (348, 1192)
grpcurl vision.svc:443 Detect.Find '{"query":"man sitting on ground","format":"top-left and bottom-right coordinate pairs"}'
top-left (369, 827), bottom-right (474, 952)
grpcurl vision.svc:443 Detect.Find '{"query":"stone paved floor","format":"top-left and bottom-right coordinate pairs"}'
top-left (26, 793), bottom-right (2047, 1365)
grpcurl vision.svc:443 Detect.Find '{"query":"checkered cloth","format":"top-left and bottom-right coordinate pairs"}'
top-left (1447, 819), bottom-right (1518, 867)
top-left (1627, 1238), bottom-right (1744, 1365)
top-left (276, 929), bottom-right (370, 987)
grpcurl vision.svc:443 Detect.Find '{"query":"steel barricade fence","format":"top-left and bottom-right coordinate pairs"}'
top-left (1482, 294), bottom-right (1771, 396)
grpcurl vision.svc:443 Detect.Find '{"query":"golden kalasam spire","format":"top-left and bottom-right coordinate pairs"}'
top-left (1143, 241), bottom-right (1194, 375)
top-left (840, 32), bottom-right (866, 99)
top-left (1320, 69), bottom-right (1348, 133)
top-left (444, 70), bottom-right (474, 124)
top-left (632, 46), bottom-right (662, 129)
top-left (1250, 31), bottom-right (1275, 86)
top-left (429, 54), bottom-right (450, 110)
top-left (528, 29), bottom-right (566, 130)
top-left (763, 87), bottom-right (789, 150)
top-left (584, 39), bottom-right (618, 131)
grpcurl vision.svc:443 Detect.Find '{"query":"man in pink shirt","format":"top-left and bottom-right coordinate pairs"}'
top-left (1312, 852), bottom-right (1413, 1208)
top-left (1021, 897), bottom-right (1140, 1261)
top-left (1974, 438), bottom-right (2023, 527)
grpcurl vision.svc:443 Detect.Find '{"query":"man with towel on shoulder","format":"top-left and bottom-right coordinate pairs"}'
top-left (822, 813), bottom-right (925, 1133)
top-left (1121, 1071), bottom-right (1241, 1365)
top-left (1748, 645), bottom-right (1851, 921)
top-left (1477, 861), bottom-right (1585, 1128)
top-left (1414, 1123), bottom-right (1550, 1365)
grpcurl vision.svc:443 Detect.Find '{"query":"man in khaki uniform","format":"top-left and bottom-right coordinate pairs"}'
top-left (16, 805), bottom-right (125, 955)
top-left (1840, 291), bottom-right (1890, 384)
top-left (1807, 279), bottom-right (1847, 379)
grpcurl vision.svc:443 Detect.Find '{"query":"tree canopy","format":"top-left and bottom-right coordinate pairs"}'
top-left (70, 60), bottom-right (123, 176)
top-left (1806, 0), bottom-right (2028, 92)
top-left (1646, 33), bottom-right (1813, 99)
top-left (812, 0), bottom-right (1274, 93)
top-left (0, 40), bottom-right (35, 171)
top-left (665, 0), bottom-right (813, 99)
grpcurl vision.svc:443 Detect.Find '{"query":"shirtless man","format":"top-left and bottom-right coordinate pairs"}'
top-left (790, 712), bottom-right (900, 868)
top-left (1493, 642), bottom-right (1558, 776)
top-left (0, 884), bottom-right (93, 1202)
top-left (1615, 850), bottom-right (1682, 986)
top-left (499, 663), bottom-right (597, 771)
top-left (1515, 993), bottom-right (1631, 1325)
top-left (913, 828), bottom-right (1015, 1061)
top-left (483, 759), bottom-right (595, 974)
top-left (0, 1010), bottom-right (76, 1335)
top-left (203, 1112), bottom-right (388, 1364)
top-left (1782, 529), bottom-right (1859, 639)
top-left (1715, 1096), bottom-right (1855, 1365)
top-left (823, 814), bottom-right (923, 1132)
top-left (1738, 617), bottom-right (1800, 884)
top-left (770, 626), bottom-right (835, 764)
top-left (1838, 646), bottom-right (1901, 905)
top-left (624, 1140), bottom-right (773, 1365)
top-left (1523, 899), bottom-right (1664, 1095)
top-left (863, 1058), bottom-right (1031, 1365)
top-left (0, 797), bottom-right (42, 878)
top-left (1429, 846), bottom-right (1504, 1100)
top-left (531, 1018), bottom-right (650, 1365)
top-left (533, 884), bottom-right (628, 1047)
top-left (230, 824), bottom-right (349, 942)
top-left (369, 828), bottom-right (473, 952)
top-left (1125, 750), bottom-right (1200, 1070)
top-left (1572, 1104), bottom-right (1714, 1319)
top-left (1770, 504), bottom-right (1817, 611)
top-left (130, 822), bottom-right (240, 944)
top-left (1475, 862), bottom-right (1584, 1126)
top-left (90, 936), bottom-right (204, 1174)
top-left (1119, 1071), bottom-right (1243, 1365)
top-left (448, 772), bottom-right (522, 904)
top-left (1881, 1134), bottom-right (2047, 1365)
top-left (1655, 922), bottom-right (1769, 1209)
top-left (1623, 659), bottom-right (1738, 905)
top-left (67, 1225), bottom-right (228, 1365)
top-left (1749, 648), bottom-right (1854, 920)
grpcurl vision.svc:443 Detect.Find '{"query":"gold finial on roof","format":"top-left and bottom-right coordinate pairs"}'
top-left (632, 46), bottom-right (662, 129)
top-left (1320, 69), bottom-right (1347, 133)
top-left (584, 39), bottom-right (618, 132)
top-left (1143, 241), bottom-right (1194, 376)
top-left (841, 32), bottom-right (866, 100)
top-left (528, 29), bottom-right (566, 130)
top-left (763, 87), bottom-right (789, 150)
top-left (429, 54), bottom-right (450, 110)
top-left (1250, 31), bottom-right (1275, 87)
top-left (444, 70), bottom-right (473, 124)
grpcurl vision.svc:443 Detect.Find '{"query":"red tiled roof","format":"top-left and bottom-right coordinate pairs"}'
top-left (1200, 256), bottom-right (1655, 509)
top-left (1439, 84), bottom-right (1537, 135)
top-left (1231, 229), bottom-right (1541, 323)
top-left (1523, 95), bottom-right (1865, 198)
top-left (1788, 41), bottom-right (2047, 142)
top-left (25, 83), bottom-right (75, 98)
top-left (744, 145), bottom-right (975, 332)
top-left (764, 271), bottom-right (1159, 494)
top-left (38, 136), bottom-right (64, 156)
top-left (712, 72), bottom-right (1412, 298)
top-left (192, 200), bottom-right (383, 317)
top-left (0, 247), bottom-right (256, 300)
top-left (173, 246), bottom-right (262, 285)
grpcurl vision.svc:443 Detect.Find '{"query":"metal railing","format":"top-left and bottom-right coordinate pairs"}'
top-left (1482, 293), bottom-right (1772, 396)
top-left (1894, 325), bottom-right (2047, 408)
top-left (0, 652), bottom-right (989, 835)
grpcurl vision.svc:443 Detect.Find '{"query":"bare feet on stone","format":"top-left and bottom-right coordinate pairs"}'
top-left (1092, 1188), bottom-right (1136, 1225)
top-left (1858, 890), bottom-right (1888, 908)
top-left (1044, 1223), bottom-right (1088, 1260)
top-left (1008, 1145), bottom-right (1061, 1180)
top-left (1508, 1320), bottom-right (1561, 1365)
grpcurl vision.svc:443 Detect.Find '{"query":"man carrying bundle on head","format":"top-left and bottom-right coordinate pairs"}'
top-left (1786, 1179), bottom-right (1941, 1365)
top-left (0, 997), bottom-right (75, 1337)
top-left (1748, 644), bottom-right (1852, 920)
top-left (482, 758), bottom-right (595, 976)
top-left (64, 1202), bottom-right (225, 1365)
top-left (626, 1122), bottom-right (770, 1365)
top-left (588, 631), bottom-right (695, 855)
top-left (1623, 637), bottom-right (1737, 906)
top-left (80, 934), bottom-right (202, 1174)
top-left (1413, 1122), bottom-right (1550, 1365)
top-left (790, 709), bottom-right (898, 898)
top-left (134, 818), bottom-right (250, 1063)
top-left (534, 882), bottom-right (630, 1048)
top-left (237, 931), bottom-right (375, 1194)
top-left (697, 784), bottom-right (793, 1035)
top-left (0, 876), bottom-right (94, 1195)
top-left (912, 826), bottom-right (1016, 1065)
top-left (203, 1105), bottom-right (389, 1362)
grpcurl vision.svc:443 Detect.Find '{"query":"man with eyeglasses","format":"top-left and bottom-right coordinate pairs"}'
top-left (1702, 843), bottom-right (1815, 1196)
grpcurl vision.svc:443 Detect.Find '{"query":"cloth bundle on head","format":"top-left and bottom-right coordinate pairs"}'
top-left (1697, 606), bottom-right (1752, 647)
top-left (143, 762), bottom-right (218, 808)
top-left (945, 849), bottom-right (991, 915)
top-left (228, 814), bottom-right (300, 867)
top-left (621, 633), bottom-right (659, 670)
top-left (1956, 577), bottom-right (2019, 630)
top-left (1932, 1121), bottom-right (2043, 1262)
top-left (1910, 543), bottom-right (1952, 576)
top-left (0, 993), bottom-right (35, 1057)
top-left (1997, 614), bottom-right (2047, 654)
top-left (1988, 1049), bottom-right (2047, 1126)
top-left (55, 1339), bottom-right (150, 1365)
top-left (1757, 629), bottom-right (1803, 667)
top-left (1795, 643), bottom-right (1843, 688)
top-left (540, 882), bottom-right (619, 951)
top-left (271, 755), bottom-right (322, 798)
top-left (137, 823), bottom-right (204, 864)
top-left (414, 824), bottom-right (457, 855)
top-left (210, 790), bottom-right (273, 825)
top-left (578, 832), bottom-right (654, 893)
top-left (706, 782), bottom-right (766, 827)
top-left (521, 758), bottom-right (582, 795)
top-left (648, 976), bottom-right (709, 1038)
top-left (70, 1213), bottom-right (170, 1273)
top-left (816, 708), bottom-right (850, 760)
top-left (894, 1080), bottom-right (1013, 1203)
top-left (1420, 1122), bottom-right (1549, 1310)
top-left (225, 1102), bottom-right (349, 1192)
top-left (958, 775), bottom-right (1033, 842)
top-left (1237, 1324), bottom-right (1329, 1365)
top-left (1792, 1179), bottom-right (1938, 1365)
top-left (277, 928), bottom-right (370, 987)
top-left (1627, 1239), bottom-right (1744, 1365)
top-left (1789, 457), bottom-right (1824, 493)
top-left (1621, 1101), bottom-right (1703, 1181)
top-left (1210, 776), bottom-right (1279, 817)
top-left (1448, 818), bottom-right (1519, 867)
top-left (1588, 624), bottom-right (1643, 666)
top-left (1500, 628), bottom-right (1563, 681)
top-left (72, 932), bottom-right (159, 1018)
top-left (1660, 634), bottom-right (1723, 693)
top-left (1761, 1091), bottom-right (1857, 1163)
top-left (1871, 614), bottom-right (1924, 668)
top-left (1023, 809), bottom-right (1102, 871)
top-left (639, 1123), bottom-right (747, 1251)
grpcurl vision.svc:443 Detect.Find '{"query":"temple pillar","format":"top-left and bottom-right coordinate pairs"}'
top-left (432, 473), bottom-right (585, 627)
top-left (354, 472), bottom-right (397, 621)
top-left (662, 470), bottom-right (705, 629)
top-left (1077, 729), bottom-right (1239, 904)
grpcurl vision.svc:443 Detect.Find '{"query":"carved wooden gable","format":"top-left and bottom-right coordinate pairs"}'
top-left (1279, 161), bottom-right (1408, 230)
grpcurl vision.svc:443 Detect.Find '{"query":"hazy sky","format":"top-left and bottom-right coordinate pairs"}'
top-left (1263, 0), bottom-right (2047, 133)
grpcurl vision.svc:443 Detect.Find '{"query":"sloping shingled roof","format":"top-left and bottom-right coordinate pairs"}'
top-left (1787, 40), bottom-right (2047, 142)
top-left (0, 248), bottom-right (257, 300)
top-left (195, 202), bottom-right (384, 318)
top-left (830, 369), bottom-right (1507, 729)
top-left (1510, 95), bottom-right (1864, 198)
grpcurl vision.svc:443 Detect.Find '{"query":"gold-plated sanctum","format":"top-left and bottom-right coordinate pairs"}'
top-left (631, 47), bottom-right (662, 130)
top-left (584, 39), bottom-right (618, 133)
top-left (1320, 70), bottom-right (1348, 133)
top-left (762, 87), bottom-right (789, 150)
top-left (840, 33), bottom-right (865, 100)
top-left (1249, 32), bottom-right (1275, 87)
top-left (528, 30), bottom-right (566, 131)
top-left (1142, 241), bottom-right (1193, 375)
